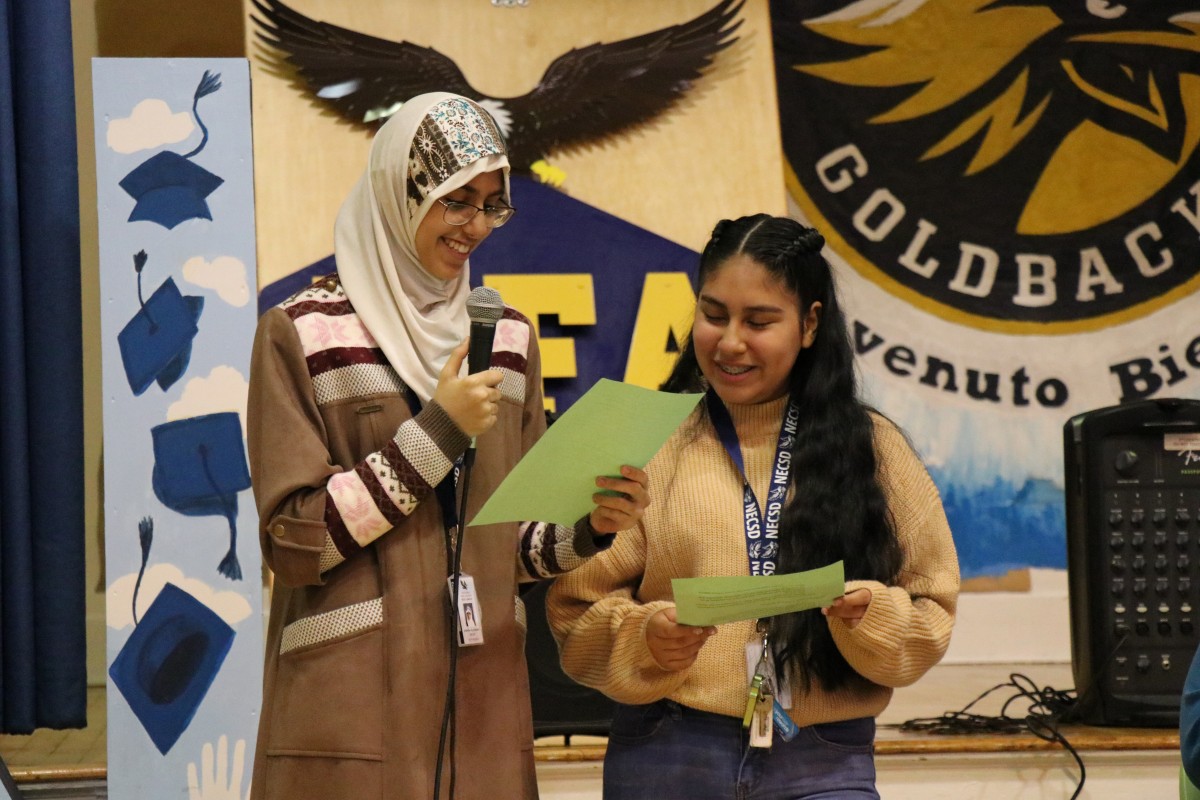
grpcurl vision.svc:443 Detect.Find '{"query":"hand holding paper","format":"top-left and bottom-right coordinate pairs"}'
top-left (469, 379), bottom-right (701, 528)
top-left (671, 561), bottom-right (845, 627)
top-left (589, 464), bottom-right (650, 534)
top-left (646, 606), bottom-right (717, 672)
top-left (822, 587), bottom-right (872, 628)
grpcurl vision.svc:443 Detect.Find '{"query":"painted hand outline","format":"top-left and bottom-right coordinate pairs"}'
top-left (187, 735), bottom-right (248, 800)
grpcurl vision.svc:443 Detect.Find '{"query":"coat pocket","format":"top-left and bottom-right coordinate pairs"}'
top-left (267, 597), bottom-right (384, 759)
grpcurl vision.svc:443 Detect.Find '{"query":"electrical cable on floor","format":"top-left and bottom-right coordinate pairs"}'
top-left (891, 672), bottom-right (1086, 800)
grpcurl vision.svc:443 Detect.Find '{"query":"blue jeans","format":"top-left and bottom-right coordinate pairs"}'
top-left (602, 700), bottom-right (879, 800)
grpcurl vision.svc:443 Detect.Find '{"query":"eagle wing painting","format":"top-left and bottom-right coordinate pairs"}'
top-left (252, 0), bottom-right (744, 172)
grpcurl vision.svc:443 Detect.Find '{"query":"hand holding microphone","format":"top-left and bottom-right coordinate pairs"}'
top-left (433, 342), bottom-right (501, 439)
top-left (433, 287), bottom-right (505, 440)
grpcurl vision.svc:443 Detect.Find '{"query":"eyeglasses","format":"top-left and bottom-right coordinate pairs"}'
top-left (437, 198), bottom-right (516, 229)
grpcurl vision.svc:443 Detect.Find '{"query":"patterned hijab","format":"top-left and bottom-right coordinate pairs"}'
top-left (336, 93), bottom-right (510, 403)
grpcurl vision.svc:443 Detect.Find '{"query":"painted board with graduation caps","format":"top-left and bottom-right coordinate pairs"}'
top-left (95, 57), bottom-right (262, 800)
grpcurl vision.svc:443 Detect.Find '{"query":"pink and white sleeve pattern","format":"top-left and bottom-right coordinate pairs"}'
top-left (281, 279), bottom-right (464, 573)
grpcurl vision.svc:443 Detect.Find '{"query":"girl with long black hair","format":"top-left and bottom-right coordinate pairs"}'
top-left (547, 214), bottom-right (959, 799)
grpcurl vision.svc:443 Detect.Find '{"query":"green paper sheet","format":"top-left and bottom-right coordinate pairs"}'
top-left (468, 379), bottom-right (702, 528)
top-left (672, 561), bottom-right (846, 627)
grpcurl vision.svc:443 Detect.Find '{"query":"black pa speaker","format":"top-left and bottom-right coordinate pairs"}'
top-left (523, 579), bottom-right (614, 739)
top-left (1064, 397), bottom-right (1200, 726)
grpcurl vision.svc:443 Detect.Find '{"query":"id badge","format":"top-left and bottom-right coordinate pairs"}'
top-left (448, 574), bottom-right (484, 646)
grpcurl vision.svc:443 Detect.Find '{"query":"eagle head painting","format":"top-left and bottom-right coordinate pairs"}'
top-left (792, 0), bottom-right (1200, 234)
top-left (252, 0), bottom-right (745, 175)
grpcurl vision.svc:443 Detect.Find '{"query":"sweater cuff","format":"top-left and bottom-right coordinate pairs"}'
top-left (418, 400), bottom-right (471, 462)
top-left (572, 514), bottom-right (616, 557)
top-left (829, 579), bottom-right (954, 689)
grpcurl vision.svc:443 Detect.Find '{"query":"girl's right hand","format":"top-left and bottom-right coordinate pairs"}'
top-left (646, 607), bottom-right (717, 671)
top-left (433, 339), bottom-right (503, 439)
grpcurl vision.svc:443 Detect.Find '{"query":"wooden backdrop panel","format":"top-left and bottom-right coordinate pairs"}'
top-left (245, 0), bottom-right (785, 286)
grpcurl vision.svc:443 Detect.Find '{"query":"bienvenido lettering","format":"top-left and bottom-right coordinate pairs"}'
top-left (814, 143), bottom-right (1200, 312)
top-left (853, 319), bottom-right (1070, 408)
top-left (1108, 332), bottom-right (1200, 402)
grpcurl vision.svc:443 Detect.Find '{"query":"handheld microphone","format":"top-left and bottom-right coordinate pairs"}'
top-left (466, 286), bottom-right (504, 375)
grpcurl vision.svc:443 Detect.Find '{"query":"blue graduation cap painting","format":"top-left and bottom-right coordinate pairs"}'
top-left (119, 71), bottom-right (225, 229)
top-left (117, 250), bottom-right (205, 396)
top-left (108, 580), bottom-right (235, 755)
top-left (151, 412), bottom-right (251, 581)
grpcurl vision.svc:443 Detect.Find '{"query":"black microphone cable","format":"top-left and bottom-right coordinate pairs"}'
top-left (433, 286), bottom-right (502, 800)
top-left (433, 448), bottom-right (475, 800)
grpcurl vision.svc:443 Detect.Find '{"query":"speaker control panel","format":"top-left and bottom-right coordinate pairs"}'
top-left (1097, 436), bottom-right (1200, 699)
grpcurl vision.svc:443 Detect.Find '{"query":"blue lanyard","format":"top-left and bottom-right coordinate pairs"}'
top-left (402, 391), bottom-right (460, 532)
top-left (705, 390), bottom-right (800, 576)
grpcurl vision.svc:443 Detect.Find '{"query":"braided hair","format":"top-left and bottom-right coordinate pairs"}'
top-left (661, 214), bottom-right (903, 692)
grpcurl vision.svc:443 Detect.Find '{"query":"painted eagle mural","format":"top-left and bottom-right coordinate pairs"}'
top-left (252, 0), bottom-right (744, 172)
top-left (787, 0), bottom-right (1200, 234)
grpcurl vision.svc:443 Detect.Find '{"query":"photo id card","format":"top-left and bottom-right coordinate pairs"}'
top-left (449, 574), bottom-right (484, 646)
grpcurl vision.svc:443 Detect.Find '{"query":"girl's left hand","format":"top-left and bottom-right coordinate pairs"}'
top-left (822, 588), bottom-right (872, 629)
top-left (588, 465), bottom-right (650, 534)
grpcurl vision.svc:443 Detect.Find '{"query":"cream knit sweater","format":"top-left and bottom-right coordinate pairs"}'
top-left (546, 396), bottom-right (960, 727)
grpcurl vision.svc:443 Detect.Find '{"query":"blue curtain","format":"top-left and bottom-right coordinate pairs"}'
top-left (0, 0), bottom-right (87, 732)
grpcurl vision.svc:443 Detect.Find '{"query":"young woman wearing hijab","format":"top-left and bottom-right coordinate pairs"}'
top-left (546, 214), bottom-right (959, 799)
top-left (247, 93), bottom-right (649, 800)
